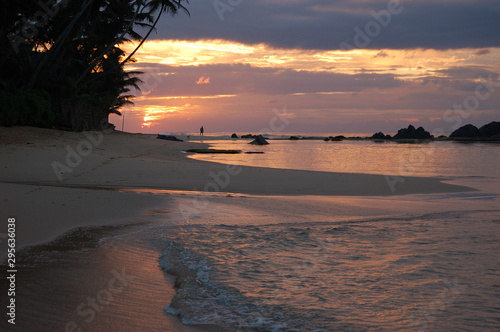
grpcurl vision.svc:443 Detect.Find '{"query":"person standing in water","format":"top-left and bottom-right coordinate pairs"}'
top-left (200, 126), bottom-right (204, 136)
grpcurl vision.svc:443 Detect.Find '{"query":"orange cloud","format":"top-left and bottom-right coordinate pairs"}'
top-left (196, 76), bottom-right (210, 84)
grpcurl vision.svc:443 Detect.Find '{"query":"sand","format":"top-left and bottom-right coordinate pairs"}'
top-left (0, 126), bottom-right (474, 331)
top-left (1, 126), bottom-right (471, 247)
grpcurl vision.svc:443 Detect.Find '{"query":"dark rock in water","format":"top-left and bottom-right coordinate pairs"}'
top-left (479, 121), bottom-right (500, 137)
top-left (289, 136), bottom-right (300, 140)
top-left (157, 134), bottom-right (183, 142)
top-left (371, 132), bottom-right (386, 139)
top-left (249, 134), bottom-right (269, 145)
top-left (186, 149), bottom-right (241, 154)
top-left (324, 137), bottom-right (330, 141)
top-left (241, 134), bottom-right (255, 139)
top-left (231, 133), bottom-right (238, 138)
top-left (327, 135), bottom-right (345, 141)
top-left (449, 124), bottom-right (481, 138)
top-left (394, 125), bottom-right (432, 139)
top-left (371, 132), bottom-right (391, 140)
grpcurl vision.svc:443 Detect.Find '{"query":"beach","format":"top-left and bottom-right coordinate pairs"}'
top-left (1, 127), bottom-right (498, 331)
top-left (0, 127), bottom-right (473, 249)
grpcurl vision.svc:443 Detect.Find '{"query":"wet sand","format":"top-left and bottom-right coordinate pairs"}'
top-left (0, 126), bottom-right (476, 331)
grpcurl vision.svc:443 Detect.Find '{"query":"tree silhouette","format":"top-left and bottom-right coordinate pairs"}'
top-left (0, 0), bottom-right (189, 130)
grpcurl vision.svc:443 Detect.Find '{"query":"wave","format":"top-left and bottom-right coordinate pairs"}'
top-left (155, 206), bottom-right (500, 331)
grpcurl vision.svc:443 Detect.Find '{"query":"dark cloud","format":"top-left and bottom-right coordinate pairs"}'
top-left (374, 51), bottom-right (388, 58)
top-left (139, 63), bottom-right (402, 97)
top-left (152, 0), bottom-right (500, 50)
top-left (434, 66), bottom-right (499, 78)
top-left (474, 49), bottom-right (491, 56)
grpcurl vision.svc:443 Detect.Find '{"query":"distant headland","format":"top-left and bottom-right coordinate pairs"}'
top-left (368, 121), bottom-right (500, 142)
top-left (228, 121), bottom-right (500, 143)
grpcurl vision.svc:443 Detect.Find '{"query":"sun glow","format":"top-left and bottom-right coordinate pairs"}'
top-left (114, 39), bottom-right (500, 134)
top-left (140, 105), bottom-right (186, 128)
top-left (124, 40), bottom-right (500, 79)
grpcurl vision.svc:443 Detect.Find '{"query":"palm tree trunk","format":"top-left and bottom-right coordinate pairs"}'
top-left (75, 0), bottom-right (144, 86)
top-left (120, 2), bottom-right (166, 65)
top-left (28, 0), bottom-right (94, 88)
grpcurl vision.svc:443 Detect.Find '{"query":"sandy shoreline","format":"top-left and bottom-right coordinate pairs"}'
top-left (0, 126), bottom-right (477, 331)
top-left (1, 126), bottom-right (474, 248)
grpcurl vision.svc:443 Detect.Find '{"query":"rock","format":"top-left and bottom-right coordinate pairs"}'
top-left (449, 124), bottom-right (481, 138)
top-left (479, 121), bottom-right (500, 137)
top-left (249, 134), bottom-right (269, 145)
top-left (371, 132), bottom-right (386, 139)
top-left (394, 125), bottom-right (432, 139)
top-left (241, 134), bottom-right (255, 139)
top-left (289, 136), bottom-right (300, 140)
top-left (157, 134), bottom-right (183, 142)
top-left (324, 137), bottom-right (330, 141)
top-left (231, 133), bottom-right (238, 138)
top-left (327, 135), bottom-right (345, 141)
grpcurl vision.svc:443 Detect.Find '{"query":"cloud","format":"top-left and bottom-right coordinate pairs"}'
top-left (134, 63), bottom-right (403, 98)
top-left (151, 0), bottom-right (500, 50)
top-left (374, 51), bottom-right (388, 58)
top-left (195, 76), bottom-right (211, 84)
top-left (474, 49), bottom-right (491, 56)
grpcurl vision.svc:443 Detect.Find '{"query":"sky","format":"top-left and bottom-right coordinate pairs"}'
top-left (110, 0), bottom-right (500, 135)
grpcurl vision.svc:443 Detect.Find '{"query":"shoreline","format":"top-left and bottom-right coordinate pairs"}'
top-left (0, 126), bottom-right (482, 331)
top-left (0, 126), bottom-right (477, 250)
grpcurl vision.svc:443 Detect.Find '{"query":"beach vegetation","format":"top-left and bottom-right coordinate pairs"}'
top-left (0, 0), bottom-right (188, 131)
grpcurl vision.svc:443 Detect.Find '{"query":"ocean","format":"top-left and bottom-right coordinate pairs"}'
top-left (2, 139), bottom-right (499, 331)
top-left (187, 138), bottom-right (500, 178)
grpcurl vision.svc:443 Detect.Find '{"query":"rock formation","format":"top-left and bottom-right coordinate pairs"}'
top-left (449, 124), bottom-right (481, 138)
top-left (393, 125), bottom-right (432, 139)
top-left (479, 121), bottom-right (500, 137)
top-left (249, 134), bottom-right (269, 145)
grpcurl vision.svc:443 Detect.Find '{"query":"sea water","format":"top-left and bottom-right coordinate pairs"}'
top-left (157, 207), bottom-right (499, 331)
top-left (160, 139), bottom-right (499, 331)
top-left (187, 139), bottom-right (500, 178)
top-left (3, 140), bottom-right (499, 331)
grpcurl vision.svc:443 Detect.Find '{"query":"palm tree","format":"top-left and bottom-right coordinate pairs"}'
top-left (75, 0), bottom-right (148, 86)
top-left (28, 0), bottom-right (95, 88)
top-left (121, 0), bottom-right (189, 65)
top-left (1, 0), bottom-right (189, 130)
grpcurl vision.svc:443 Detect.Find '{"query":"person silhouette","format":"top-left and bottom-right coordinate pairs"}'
top-left (200, 126), bottom-right (204, 136)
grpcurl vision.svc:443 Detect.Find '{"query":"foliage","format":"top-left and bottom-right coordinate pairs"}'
top-left (0, 0), bottom-right (189, 130)
top-left (0, 89), bottom-right (53, 127)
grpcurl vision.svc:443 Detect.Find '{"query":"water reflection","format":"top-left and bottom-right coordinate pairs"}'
top-left (188, 140), bottom-right (500, 178)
